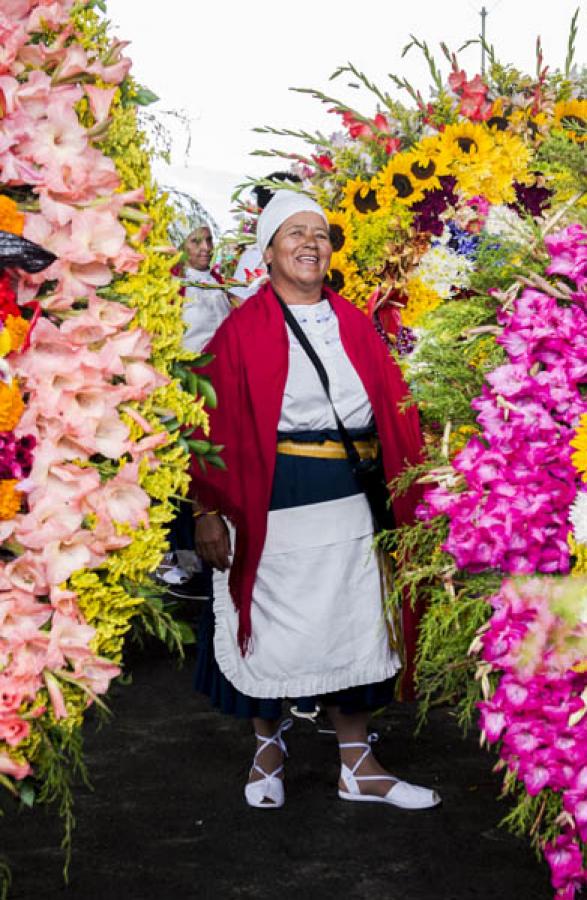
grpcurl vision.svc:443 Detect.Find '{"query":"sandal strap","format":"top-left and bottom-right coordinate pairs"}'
top-left (251, 718), bottom-right (293, 776)
top-left (338, 733), bottom-right (379, 777)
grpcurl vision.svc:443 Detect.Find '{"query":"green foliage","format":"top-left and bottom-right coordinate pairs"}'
top-left (499, 771), bottom-right (564, 856)
top-left (352, 212), bottom-right (411, 272)
top-left (381, 517), bottom-right (500, 729)
top-left (34, 722), bottom-right (89, 881)
top-left (406, 293), bottom-right (505, 428)
top-left (0, 861), bottom-right (10, 900)
top-left (129, 588), bottom-right (195, 656)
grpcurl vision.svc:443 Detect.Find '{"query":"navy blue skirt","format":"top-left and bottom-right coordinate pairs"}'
top-left (193, 429), bottom-right (397, 720)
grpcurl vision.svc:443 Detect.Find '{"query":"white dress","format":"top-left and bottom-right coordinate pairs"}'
top-left (213, 300), bottom-right (400, 698)
top-left (182, 268), bottom-right (232, 352)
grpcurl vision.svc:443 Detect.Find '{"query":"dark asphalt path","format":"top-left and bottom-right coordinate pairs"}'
top-left (3, 641), bottom-right (551, 900)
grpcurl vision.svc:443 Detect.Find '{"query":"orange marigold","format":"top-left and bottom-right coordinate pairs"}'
top-left (0, 479), bottom-right (21, 520)
top-left (5, 315), bottom-right (29, 353)
top-left (0, 380), bottom-right (24, 430)
top-left (0, 196), bottom-right (24, 236)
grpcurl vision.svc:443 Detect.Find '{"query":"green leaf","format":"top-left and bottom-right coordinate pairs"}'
top-left (206, 454), bottom-right (227, 470)
top-left (133, 87), bottom-right (159, 107)
top-left (186, 372), bottom-right (199, 396)
top-left (187, 439), bottom-right (211, 454)
top-left (176, 621), bottom-right (196, 644)
top-left (191, 352), bottom-right (215, 368)
top-left (19, 781), bottom-right (36, 808)
top-left (196, 375), bottom-right (217, 409)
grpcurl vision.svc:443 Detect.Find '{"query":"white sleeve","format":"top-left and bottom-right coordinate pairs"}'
top-left (230, 247), bottom-right (266, 301)
top-left (181, 287), bottom-right (231, 353)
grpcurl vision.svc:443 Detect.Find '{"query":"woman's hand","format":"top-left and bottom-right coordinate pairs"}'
top-left (194, 513), bottom-right (231, 571)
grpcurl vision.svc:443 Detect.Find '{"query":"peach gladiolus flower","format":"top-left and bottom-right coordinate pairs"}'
top-left (86, 461), bottom-right (149, 529)
top-left (72, 657), bottom-right (121, 696)
top-left (44, 670), bottom-right (67, 719)
top-left (16, 494), bottom-right (83, 550)
top-left (5, 552), bottom-right (49, 595)
top-left (45, 612), bottom-right (95, 669)
top-left (23, 98), bottom-right (87, 167)
top-left (84, 84), bottom-right (116, 124)
top-left (0, 750), bottom-right (30, 779)
top-left (42, 532), bottom-right (104, 586)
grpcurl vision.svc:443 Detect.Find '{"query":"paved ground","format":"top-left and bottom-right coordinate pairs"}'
top-left (3, 632), bottom-right (552, 900)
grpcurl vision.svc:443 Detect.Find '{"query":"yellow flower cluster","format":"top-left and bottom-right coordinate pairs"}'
top-left (570, 414), bottom-right (587, 481)
top-left (0, 480), bottom-right (20, 520)
top-left (70, 571), bottom-right (143, 661)
top-left (0, 379), bottom-right (24, 430)
top-left (0, 196), bottom-right (24, 235)
top-left (401, 278), bottom-right (443, 327)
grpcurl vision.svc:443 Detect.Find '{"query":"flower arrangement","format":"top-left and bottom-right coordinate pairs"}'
top-left (253, 14), bottom-right (587, 897)
top-left (0, 0), bottom-right (210, 878)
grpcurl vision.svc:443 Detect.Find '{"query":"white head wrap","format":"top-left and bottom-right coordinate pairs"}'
top-left (256, 189), bottom-right (328, 255)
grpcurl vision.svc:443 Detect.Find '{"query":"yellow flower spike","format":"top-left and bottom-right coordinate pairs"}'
top-left (402, 278), bottom-right (443, 328)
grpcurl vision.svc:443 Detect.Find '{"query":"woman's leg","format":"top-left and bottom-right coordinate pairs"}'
top-left (247, 717), bottom-right (285, 805)
top-left (326, 706), bottom-right (397, 798)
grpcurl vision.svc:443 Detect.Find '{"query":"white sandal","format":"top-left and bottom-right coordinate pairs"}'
top-left (338, 733), bottom-right (441, 810)
top-left (244, 718), bottom-right (293, 809)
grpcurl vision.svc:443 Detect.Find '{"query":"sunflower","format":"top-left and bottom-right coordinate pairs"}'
top-left (341, 177), bottom-right (382, 217)
top-left (437, 120), bottom-right (494, 160)
top-left (325, 252), bottom-right (359, 296)
top-left (405, 141), bottom-right (451, 194)
top-left (325, 209), bottom-right (354, 255)
top-left (554, 99), bottom-right (587, 143)
top-left (376, 153), bottom-right (428, 210)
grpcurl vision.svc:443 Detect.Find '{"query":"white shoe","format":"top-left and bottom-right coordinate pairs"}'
top-left (244, 718), bottom-right (293, 809)
top-left (338, 734), bottom-right (441, 810)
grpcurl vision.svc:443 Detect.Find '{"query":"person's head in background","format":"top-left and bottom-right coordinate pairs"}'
top-left (252, 172), bottom-right (302, 211)
top-left (184, 225), bottom-right (214, 272)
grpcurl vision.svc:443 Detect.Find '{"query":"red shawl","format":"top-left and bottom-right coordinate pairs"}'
top-left (190, 282), bottom-right (423, 697)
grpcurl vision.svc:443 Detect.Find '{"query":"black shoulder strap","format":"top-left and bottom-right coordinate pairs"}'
top-left (274, 290), bottom-right (362, 469)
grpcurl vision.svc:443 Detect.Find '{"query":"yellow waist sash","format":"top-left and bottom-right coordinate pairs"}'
top-left (276, 437), bottom-right (379, 461)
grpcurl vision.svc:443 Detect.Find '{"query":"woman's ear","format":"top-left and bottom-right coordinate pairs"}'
top-left (263, 246), bottom-right (273, 267)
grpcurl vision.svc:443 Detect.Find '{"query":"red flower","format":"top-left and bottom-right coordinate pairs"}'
top-left (0, 273), bottom-right (20, 323)
top-left (311, 154), bottom-right (334, 171)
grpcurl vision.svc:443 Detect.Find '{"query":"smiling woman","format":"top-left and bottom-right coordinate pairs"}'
top-left (189, 189), bottom-right (441, 812)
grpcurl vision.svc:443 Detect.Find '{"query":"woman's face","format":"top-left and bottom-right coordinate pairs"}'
top-left (185, 227), bottom-right (213, 271)
top-left (264, 212), bottom-right (331, 293)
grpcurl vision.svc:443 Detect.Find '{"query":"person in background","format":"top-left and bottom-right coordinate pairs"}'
top-left (161, 222), bottom-right (232, 591)
top-left (229, 172), bottom-right (301, 305)
top-left (182, 223), bottom-right (232, 352)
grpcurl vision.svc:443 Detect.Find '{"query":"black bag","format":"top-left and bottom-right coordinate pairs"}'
top-left (276, 293), bottom-right (395, 533)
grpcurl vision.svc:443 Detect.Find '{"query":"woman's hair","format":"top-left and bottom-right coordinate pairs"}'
top-left (253, 172), bottom-right (301, 211)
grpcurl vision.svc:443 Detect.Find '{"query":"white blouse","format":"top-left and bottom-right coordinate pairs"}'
top-left (182, 268), bottom-right (232, 352)
top-left (278, 300), bottom-right (373, 432)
